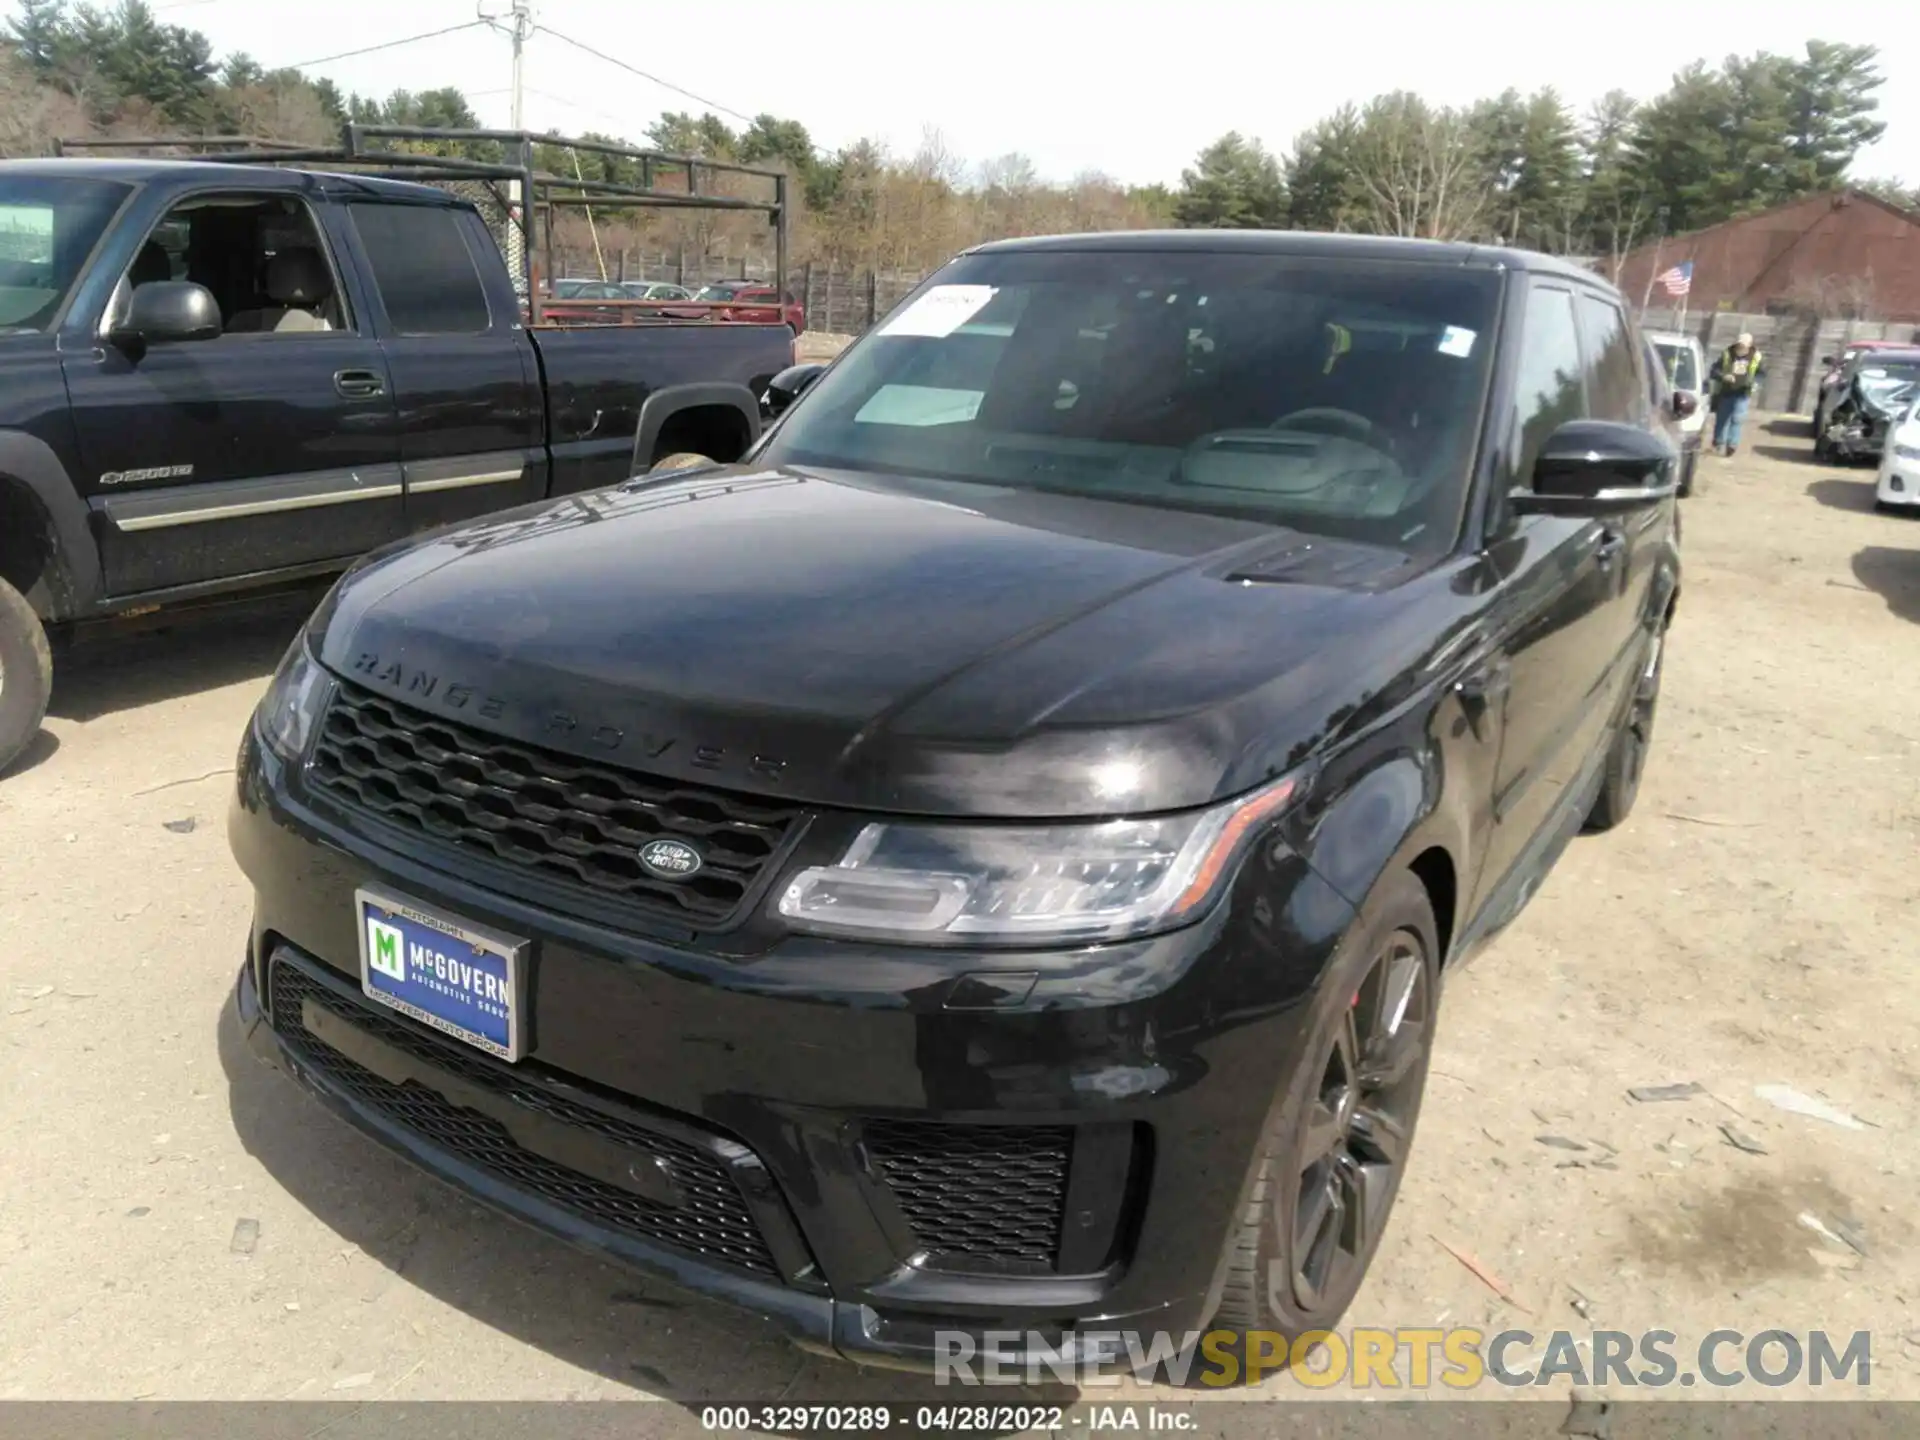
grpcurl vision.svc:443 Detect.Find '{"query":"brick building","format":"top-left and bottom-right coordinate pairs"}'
top-left (1613, 189), bottom-right (1920, 322)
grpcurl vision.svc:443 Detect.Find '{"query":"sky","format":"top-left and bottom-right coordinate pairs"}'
top-left (158, 0), bottom-right (1917, 187)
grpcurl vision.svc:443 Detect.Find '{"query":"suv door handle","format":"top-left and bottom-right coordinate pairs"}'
top-left (1595, 529), bottom-right (1627, 569)
top-left (334, 368), bottom-right (386, 399)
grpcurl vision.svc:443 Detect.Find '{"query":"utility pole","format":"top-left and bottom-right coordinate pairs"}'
top-left (508, 0), bottom-right (531, 131)
top-left (479, 0), bottom-right (535, 131)
top-left (480, 0), bottom-right (538, 305)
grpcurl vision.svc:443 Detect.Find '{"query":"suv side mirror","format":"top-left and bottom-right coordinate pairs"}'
top-left (1513, 419), bottom-right (1679, 516)
top-left (1670, 390), bottom-right (1698, 420)
top-left (1820, 354), bottom-right (1836, 366)
top-left (761, 361), bottom-right (826, 418)
top-left (110, 281), bottom-right (222, 352)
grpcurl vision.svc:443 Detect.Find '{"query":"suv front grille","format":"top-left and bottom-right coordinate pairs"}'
top-left (308, 681), bottom-right (803, 926)
top-left (864, 1121), bottom-right (1073, 1271)
top-left (270, 956), bottom-right (783, 1276)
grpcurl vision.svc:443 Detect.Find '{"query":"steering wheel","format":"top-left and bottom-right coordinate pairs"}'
top-left (1271, 407), bottom-right (1391, 451)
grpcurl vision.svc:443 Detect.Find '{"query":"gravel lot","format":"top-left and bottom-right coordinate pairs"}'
top-left (2, 418), bottom-right (1916, 1407)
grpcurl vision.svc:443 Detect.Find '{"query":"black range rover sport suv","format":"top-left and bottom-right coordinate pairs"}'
top-left (230, 231), bottom-right (1683, 1371)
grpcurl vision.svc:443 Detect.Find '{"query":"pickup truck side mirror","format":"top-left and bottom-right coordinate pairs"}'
top-left (762, 362), bottom-right (826, 419)
top-left (1513, 419), bottom-right (1679, 517)
top-left (110, 281), bottom-right (223, 353)
top-left (1670, 390), bottom-right (1698, 420)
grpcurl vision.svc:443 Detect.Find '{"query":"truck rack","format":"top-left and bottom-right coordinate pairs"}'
top-left (55, 123), bottom-right (790, 326)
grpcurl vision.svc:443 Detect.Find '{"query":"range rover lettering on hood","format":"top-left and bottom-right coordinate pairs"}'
top-left (346, 650), bottom-right (792, 784)
top-left (312, 464), bottom-right (1447, 815)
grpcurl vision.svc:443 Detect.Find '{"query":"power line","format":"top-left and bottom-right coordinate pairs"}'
top-left (522, 85), bottom-right (636, 131)
top-left (532, 24), bottom-right (756, 127)
top-left (286, 19), bottom-right (490, 72)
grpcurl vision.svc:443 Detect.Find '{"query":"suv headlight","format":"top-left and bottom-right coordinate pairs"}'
top-left (254, 639), bottom-right (334, 763)
top-left (776, 773), bottom-right (1301, 946)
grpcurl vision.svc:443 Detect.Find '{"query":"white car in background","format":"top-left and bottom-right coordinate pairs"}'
top-left (1876, 399), bottom-right (1920, 512)
top-left (1647, 330), bottom-right (1707, 496)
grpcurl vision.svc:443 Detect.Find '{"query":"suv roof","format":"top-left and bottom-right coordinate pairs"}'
top-left (966, 229), bottom-right (1610, 287)
top-left (1644, 331), bottom-right (1701, 348)
top-left (0, 156), bottom-right (467, 205)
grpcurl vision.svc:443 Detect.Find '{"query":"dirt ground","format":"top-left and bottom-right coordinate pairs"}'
top-left (2, 417), bottom-right (1917, 1408)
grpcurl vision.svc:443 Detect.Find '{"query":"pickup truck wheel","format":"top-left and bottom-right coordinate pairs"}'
top-left (649, 452), bottom-right (714, 473)
top-left (0, 576), bottom-right (53, 777)
top-left (1206, 869), bottom-right (1438, 1371)
top-left (1584, 625), bottom-right (1664, 833)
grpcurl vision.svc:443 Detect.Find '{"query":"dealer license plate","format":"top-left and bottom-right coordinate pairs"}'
top-left (355, 887), bottom-right (528, 1061)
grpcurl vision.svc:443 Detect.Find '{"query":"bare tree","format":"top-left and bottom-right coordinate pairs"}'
top-left (219, 81), bottom-right (334, 147)
top-left (1594, 186), bottom-right (1650, 284)
top-left (1346, 93), bottom-right (1492, 240)
top-left (0, 51), bottom-right (92, 157)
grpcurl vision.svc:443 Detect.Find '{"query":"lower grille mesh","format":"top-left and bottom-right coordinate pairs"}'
top-left (864, 1120), bottom-right (1072, 1270)
top-left (270, 958), bottom-right (780, 1277)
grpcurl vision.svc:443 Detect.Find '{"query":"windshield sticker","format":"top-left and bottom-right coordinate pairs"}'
top-left (1437, 326), bottom-right (1477, 359)
top-left (880, 284), bottom-right (1000, 338)
top-left (854, 385), bottom-right (984, 426)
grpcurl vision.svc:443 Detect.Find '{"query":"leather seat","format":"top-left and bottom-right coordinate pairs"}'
top-left (227, 248), bottom-right (334, 334)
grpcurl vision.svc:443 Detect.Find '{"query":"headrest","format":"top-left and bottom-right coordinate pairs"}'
top-left (130, 241), bottom-right (171, 288)
top-left (266, 248), bottom-right (331, 306)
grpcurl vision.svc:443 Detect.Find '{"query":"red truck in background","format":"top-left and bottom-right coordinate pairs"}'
top-left (537, 279), bottom-right (805, 335)
top-left (691, 281), bottom-right (806, 334)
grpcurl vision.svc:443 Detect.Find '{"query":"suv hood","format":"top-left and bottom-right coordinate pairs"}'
top-left (312, 466), bottom-right (1452, 817)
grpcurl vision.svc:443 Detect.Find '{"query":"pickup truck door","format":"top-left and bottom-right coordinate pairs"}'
top-left (336, 200), bottom-right (546, 533)
top-left (1469, 282), bottom-right (1633, 913)
top-left (62, 188), bottom-right (403, 598)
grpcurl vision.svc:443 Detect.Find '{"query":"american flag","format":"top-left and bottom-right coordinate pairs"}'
top-left (1657, 260), bottom-right (1694, 297)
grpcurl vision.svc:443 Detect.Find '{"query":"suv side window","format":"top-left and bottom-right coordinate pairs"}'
top-left (349, 202), bottom-right (492, 336)
top-left (1576, 293), bottom-right (1641, 422)
top-left (1510, 284), bottom-right (1586, 486)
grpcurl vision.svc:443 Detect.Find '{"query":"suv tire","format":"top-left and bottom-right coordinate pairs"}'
top-left (0, 576), bottom-right (52, 776)
top-left (1585, 623), bottom-right (1665, 832)
top-left (1208, 868), bottom-right (1440, 1368)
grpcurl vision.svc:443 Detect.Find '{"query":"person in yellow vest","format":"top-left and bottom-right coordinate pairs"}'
top-left (1708, 332), bottom-right (1765, 457)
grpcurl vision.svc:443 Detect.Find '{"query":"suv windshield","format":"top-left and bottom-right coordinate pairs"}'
top-left (1654, 341), bottom-right (1698, 393)
top-left (1857, 359), bottom-right (1920, 404)
top-left (759, 250), bottom-right (1503, 554)
top-left (0, 176), bottom-right (131, 331)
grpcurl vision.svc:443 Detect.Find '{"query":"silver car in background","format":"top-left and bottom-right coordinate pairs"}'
top-left (1648, 330), bottom-right (1707, 496)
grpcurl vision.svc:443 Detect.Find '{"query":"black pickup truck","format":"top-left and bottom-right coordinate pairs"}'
top-left (0, 157), bottom-right (795, 772)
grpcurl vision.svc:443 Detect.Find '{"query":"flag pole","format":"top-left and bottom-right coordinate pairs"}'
top-left (1676, 254), bottom-right (1690, 339)
top-left (1639, 207), bottom-right (1670, 316)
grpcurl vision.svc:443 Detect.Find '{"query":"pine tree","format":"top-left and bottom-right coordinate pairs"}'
top-left (1173, 133), bottom-right (1286, 229)
top-left (7, 0), bottom-right (68, 72)
top-left (1283, 108), bottom-right (1365, 232)
top-left (1781, 42), bottom-right (1886, 193)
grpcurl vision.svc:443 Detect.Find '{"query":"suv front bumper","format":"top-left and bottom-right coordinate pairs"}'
top-left (229, 731), bottom-right (1354, 1370)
